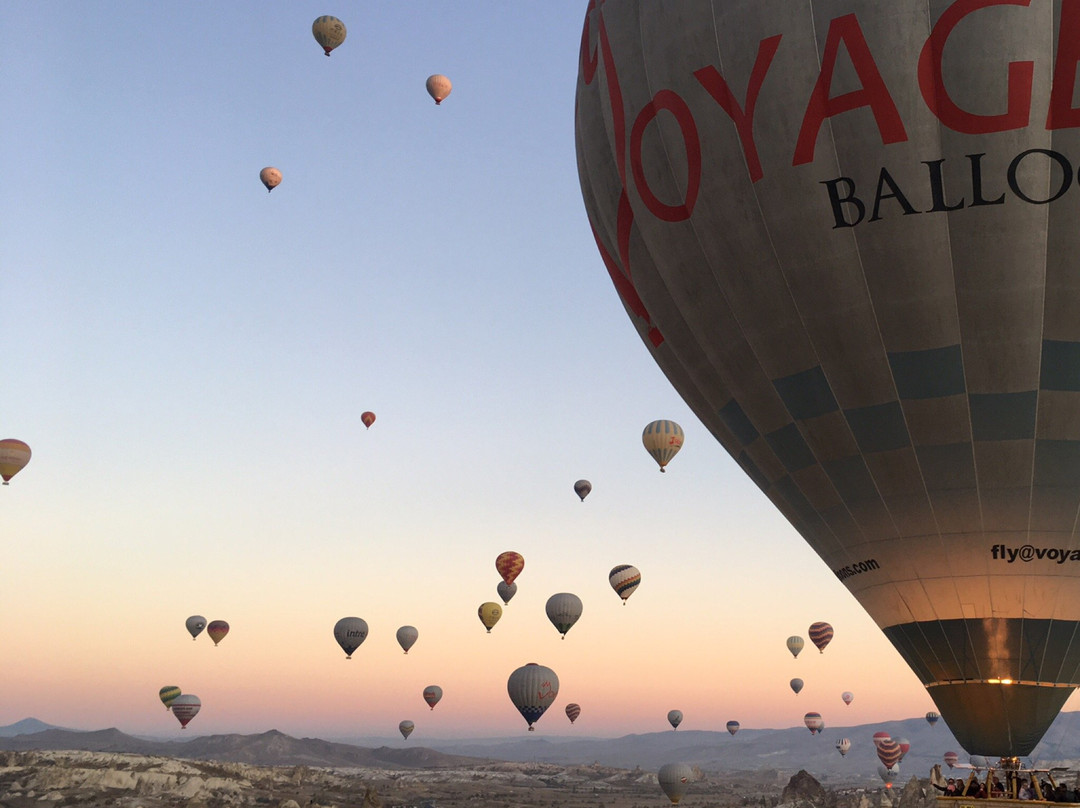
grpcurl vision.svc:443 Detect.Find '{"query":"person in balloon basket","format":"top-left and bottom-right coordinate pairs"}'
top-left (1017, 779), bottom-right (1034, 800)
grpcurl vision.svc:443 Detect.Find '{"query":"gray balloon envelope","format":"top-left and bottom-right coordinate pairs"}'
top-left (396, 625), bottom-right (418, 654)
top-left (333, 616), bottom-right (368, 659)
top-left (497, 581), bottom-right (517, 605)
top-left (658, 762), bottom-right (693, 804)
top-left (185, 615), bottom-right (206, 640)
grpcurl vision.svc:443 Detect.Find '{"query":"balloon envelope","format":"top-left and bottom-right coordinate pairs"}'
top-left (786, 636), bottom-right (804, 659)
top-left (171, 694), bottom-right (201, 728)
top-left (497, 581), bottom-right (518, 605)
top-left (608, 564), bottom-right (641, 603)
top-left (495, 551), bottom-right (524, 586)
top-left (842, 691), bottom-right (854, 705)
top-left (642, 420), bottom-right (683, 471)
top-left (726, 720), bottom-right (740, 735)
top-left (574, 479), bottom-right (592, 501)
top-left (159, 686), bottom-right (181, 710)
top-left (334, 617), bottom-right (369, 659)
top-left (545, 592), bottom-right (583, 638)
top-left (423, 685), bottom-right (442, 710)
top-left (396, 625), bottom-right (418, 654)
top-left (804, 712), bottom-right (823, 734)
top-left (658, 762), bottom-right (693, 805)
top-left (206, 620), bottom-right (229, 646)
top-left (877, 739), bottom-right (903, 768)
top-left (879, 764), bottom-right (900, 786)
top-left (425, 74), bottom-right (452, 105)
top-left (808, 622), bottom-right (834, 653)
top-left (185, 615), bottom-right (206, 640)
top-left (361, 411), bottom-right (376, 429)
top-left (667, 709), bottom-right (683, 730)
top-left (399, 720), bottom-right (414, 740)
top-left (566, 703), bottom-right (581, 724)
top-left (478, 601), bottom-right (503, 633)
top-left (873, 731), bottom-right (892, 748)
top-left (0, 439), bottom-right (31, 484)
top-left (944, 751), bottom-right (959, 769)
top-left (896, 737), bottom-right (911, 760)
top-left (836, 738), bottom-right (851, 756)
top-left (790, 678), bottom-right (804, 695)
top-left (507, 663), bottom-right (559, 730)
top-left (258, 167), bottom-right (281, 193)
top-left (926, 711), bottom-right (940, 727)
top-left (311, 15), bottom-right (345, 56)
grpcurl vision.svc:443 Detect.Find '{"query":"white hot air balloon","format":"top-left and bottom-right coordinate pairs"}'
top-left (667, 709), bottom-right (683, 730)
top-left (185, 615), bottom-right (206, 641)
top-left (507, 663), bottom-right (559, 731)
top-left (836, 738), bottom-right (851, 756)
top-left (399, 720), bottom-right (414, 740)
top-left (545, 592), bottom-right (583, 638)
top-left (658, 762), bottom-right (694, 805)
top-left (171, 694), bottom-right (201, 729)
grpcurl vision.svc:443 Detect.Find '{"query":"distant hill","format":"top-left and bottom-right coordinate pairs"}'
top-left (0, 718), bottom-right (67, 737)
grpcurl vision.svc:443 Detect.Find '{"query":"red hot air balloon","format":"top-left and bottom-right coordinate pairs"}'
top-left (808, 622), bottom-right (834, 653)
top-left (873, 731), bottom-right (892, 749)
top-left (495, 551), bottom-right (524, 586)
top-left (361, 411), bottom-right (376, 429)
top-left (896, 738), bottom-right (911, 760)
top-left (944, 751), bottom-right (959, 769)
top-left (877, 739), bottom-right (903, 768)
top-left (207, 620), bottom-right (229, 646)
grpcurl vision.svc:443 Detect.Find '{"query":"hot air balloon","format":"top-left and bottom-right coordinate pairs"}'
top-left (495, 551), bottom-right (524, 586)
top-left (0, 439), bottom-right (31, 485)
top-left (425, 74), bottom-right (452, 105)
top-left (311, 16), bottom-right (345, 56)
top-left (608, 564), bottom-right (641, 604)
top-left (507, 662), bottom-right (559, 731)
top-left (399, 720), bottom-right (414, 740)
top-left (259, 167), bottom-right (281, 193)
top-left (576, 0), bottom-right (1080, 758)
top-left (642, 420), bottom-right (683, 471)
top-left (944, 751), bottom-right (959, 769)
top-left (396, 625), bottom-right (418, 654)
top-left (804, 712), bottom-right (823, 734)
top-left (896, 738), bottom-right (911, 760)
top-left (423, 685), bottom-right (442, 710)
top-left (574, 479), bottom-right (592, 501)
top-left (566, 703), bottom-right (581, 724)
top-left (497, 581), bottom-right (518, 605)
top-left (206, 620), bottom-right (229, 646)
top-left (879, 764), bottom-right (900, 787)
top-left (171, 694), bottom-right (201, 729)
top-left (658, 763), bottom-right (693, 805)
top-left (667, 709), bottom-right (683, 730)
top-left (926, 711), bottom-right (940, 727)
top-left (790, 678), bottom-right (804, 695)
top-left (808, 622), bottom-right (834, 653)
top-left (334, 617), bottom-right (369, 659)
top-left (478, 601), bottom-right (503, 633)
top-left (361, 411), bottom-right (376, 429)
top-left (545, 592), bottom-right (583, 638)
top-left (726, 720), bottom-right (740, 735)
top-left (159, 686), bottom-right (181, 711)
top-left (873, 731), bottom-right (892, 749)
top-left (185, 615), bottom-right (206, 641)
top-left (842, 691), bottom-right (854, 706)
top-left (877, 739), bottom-right (903, 768)
top-left (836, 738), bottom-right (851, 756)
top-left (969, 755), bottom-right (988, 769)
top-left (786, 636), bottom-right (804, 659)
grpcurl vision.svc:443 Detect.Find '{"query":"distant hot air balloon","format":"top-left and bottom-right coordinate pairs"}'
top-left (896, 738), bottom-right (911, 760)
top-left (804, 712), bottom-right (823, 734)
top-left (878, 764), bottom-right (900, 787)
top-left (497, 581), bottom-right (517, 605)
top-left (877, 739), bottom-right (903, 768)
top-left (944, 751), bottom-right (959, 769)
top-left (206, 620), bottom-right (229, 646)
top-left (311, 15), bottom-right (345, 56)
top-left (786, 636), bottom-right (804, 659)
top-left (259, 167), bottom-right (281, 193)
top-left (658, 762), bottom-right (693, 805)
top-left (425, 74), bottom-right (452, 105)
top-left (361, 411), bottom-right (376, 429)
top-left (478, 601), bottom-right (503, 633)
top-left (507, 662), bottom-right (559, 731)
top-left (842, 691), bottom-right (854, 706)
top-left (873, 731), bottom-right (892, 749)
top-left (576, 1), bottom-right (1080, 757)
top-left (185, 615), bottom-right (206, 641)
top-left (608, 564), bottom-right (641, 604)
top-left (726, 720), bottom-right (740, 736)
top-left (159, 686), bottom-right (181, 711)
top-left (566, 703), bottom-right (581, 724)
top-left (790, 678), bottom-right (804, 695)
top-left (926, 711), bottom-right (940, 727)
top-left (495, 551), bottom-right (524, 586)
top-left (836, 738), bottom-right (851, 756)
top-left (808, 622), bottom-right (834, 653)
top-left (642, 420), bottom-right (683, 472)
top-left (574, 479), bottom-right (592, 501)
top-left (334, 617), bottom-right (369, 659)
top-left (0, 439), bottom-right (31, 485)
top-left (969, 755), bottom-right (988, 769)
top-left (396, 625), bottom-right (418, 654)
top-left (545, 592), bottom-right (583, 638)
top-left (399, 720), bottom-right (414, 740)
top-left (423, 685), bottom-right (442, 710)
top-left (171, 694), bottom-right (201, 729)
top-left (667, 710), bottom-right (683, 730)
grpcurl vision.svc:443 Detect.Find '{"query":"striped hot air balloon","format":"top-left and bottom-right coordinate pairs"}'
top-left (786, 636), bottom-right (805, 658)
top-left (878, 738), bottom-right (903, 768)
top-left (0, 439), bottom-right (31, 485)
top-left (804, 712), bottom-right (824, 734)
top-left (608, 564), bottom-right (641, 604)
top-left (158, 686), bottom-right (181, 711)
top-left (873, 731), bottom-right (892, 748)
top-left (808, 622), bottom-right (834, 652)
top-left (566, 703), bottom-right (581, 724)
top-left (206, 620), bottom-right (229, 646)
top-left (926, 711), bottom-right (940, 727)
top-left (836, 738), bottom-right (851, 756)
top-left (726, 720), bottom-right (740, 735)
top-left (642, 420), bottom-right (684, 472)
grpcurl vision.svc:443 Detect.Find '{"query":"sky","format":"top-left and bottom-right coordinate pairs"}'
top-left (4, 1), bottom-right (1074, 744)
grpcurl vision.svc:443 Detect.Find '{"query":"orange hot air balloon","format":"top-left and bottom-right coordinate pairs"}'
top-left (259, 167), bottom-right (281, 193)
top-left (206, 620), bottom-right (229, 646)
top-left (496, 551), bottom-right (524, 586)
top-left (0, 439), bottom-right (31, 485)
top-left (426, 74), bottom-right (452, 105)
top-left (361, 411), bottom-right (376, 429)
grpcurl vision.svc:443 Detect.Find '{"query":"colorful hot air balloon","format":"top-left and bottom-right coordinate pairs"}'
top-left (185, 615), bottom-right (206, 641)
top-left (478, 601), bottom-right (503, 633)
top-left (726, 720), bottom-right (740, 736)
top-left (171, 694), bottom-right (201, 729)
top-left (576, 1), bottom-right (1080, 758)
top-left (361, 411), bottom-right (376, 429)
top-left (0, 439), bottom-right (31, 485)
top-left (877, 739), bottom-right (903, 768)
top-left (497, 581), bottom-right (517, 605)
top-left (423, 685), bottom-right (442, 710)
top-left (804, 712), bottom-right (823, 734)
top-left (658, 763), bottom-right (693, 805)
top-left (642, 420), bottom-right (683, 471)
top-left (545, 592), bottom-right (583, 638)
top-left (507, 663), bottom-right (559, 731)
top-left (786, 636), bottom-right (804, 659)
top-left (808, 622), bottom-right (834, 653)
top-left (790, 678), bottom-right (804, 695)
top-left (399, 720), bottom-right (414, 740)
top-left (159, 686), bottom-right (181, 711)
top-left (873, 731), bottom-right (892, 749)
top-left (667, 709), bottom-right (683, 730)
top-left (944, 751), bottom-right (959, 769)
top-left (574, 479), bottom-right (592, 501)
top-left (333, 616), bottom-right (369, 659)
top-left (206, 620), bottom-right (229, 646)
top-left (311, 15), bottom-right (345, 56)
top-left (896, 737), bottom-right (911, 760)
top-left (842, 691), bottom-right (854, 706)
top-left (926, 711), bottom-right (940, 727)
top-left (425, 74), bottom-right (452, 105)
top-left (396, 625), bottom-right (418, 654)
top-left (259, 167), bottom-right (281, 193)
top-left (836, 738), bottom-right (851, 756)
top-left (566, 703), bottom-right (581, 724)
top-left (495, 551), bottom-right (524, 586)
top-left (608, 564), bottom-right (641, 604)
top-left (879, 764), bottom-right (900, 787)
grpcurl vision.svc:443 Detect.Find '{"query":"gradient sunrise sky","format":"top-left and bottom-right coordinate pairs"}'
top-left (3, 1), bottom-right (1071, 743)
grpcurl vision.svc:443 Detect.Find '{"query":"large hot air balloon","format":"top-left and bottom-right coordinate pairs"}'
top-left (574, 479), bottom-right (592, 501)
top-left (786, 636), bottom-right (804, 659)
top-left (495, 551), bottom-right (524, 586)
top-left (312, 16), bottom-right (345, 56)
top-left (426, 74), bottom-right (452, 105)
top-left (790, 678), bottom-right (804, 695)
top-left (0, 439), bottom-right (31, 485)
top-left (726, 720), bottom-right (740, 735)
top-left (608, 564), bottom-right (641, 603)
top-left (836, 738), bottom-right (851, 756)
top-left (808, 622), bottom-right (834, 653)
top-left (575, 0), bottom-right (1080, 758)
top-left (361, 411), bottom-right (376, 429)
top-left (334, 617), bottom-right (369, 659)
top-left (877, 738), bottom-right (903, 768)
top-left (842, 691), bottom-right (854, 706)
top-left (171, 694), bottom-right (201, 729)
top-left (926, 711), bottom-right (940, 727)
top-left (185, 615), bottom-right (206, 641)
top-left (658, 762), bottom-right (693, 805)
top-left (566, 703), bottom-right (582, 724)
top-left (804, 712), bottom-right (823, 734)
top-left (423, 685), bottom-right (442, 710)
top-left (206, 620), bottom-right (229, 646)
top-left (396, 625), bottom-right (418, 654)
top-left (399, 720), bottom-right (414, 740)
top-left (667, 709), bottom-right (683, 730)
top-left (159, 686), bottom-right (181, 711)
top-left (498, 581), bottom-right (518, 605)
top-left (545, 592), bottom-right (583, 638)
top-left (642, 420), bottom-right (683, 471)
top-left (478, 602), bottom-right (503, 633)
top-left (507, 663), bottom-right (559, 731)
top-left (259, 167), bottom-right (281, 193)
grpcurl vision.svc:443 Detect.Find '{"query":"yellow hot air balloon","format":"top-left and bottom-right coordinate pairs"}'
top-left (0, 439), bottom-right (31, 485)
top-left (478, 602), bottom-right (502, 633)
top-left (642, 420), bottom-right (683, 472)
top-left (426, 74), bottom-right (452, 105)
top-left (312, 16), bottom-right (346, 57)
